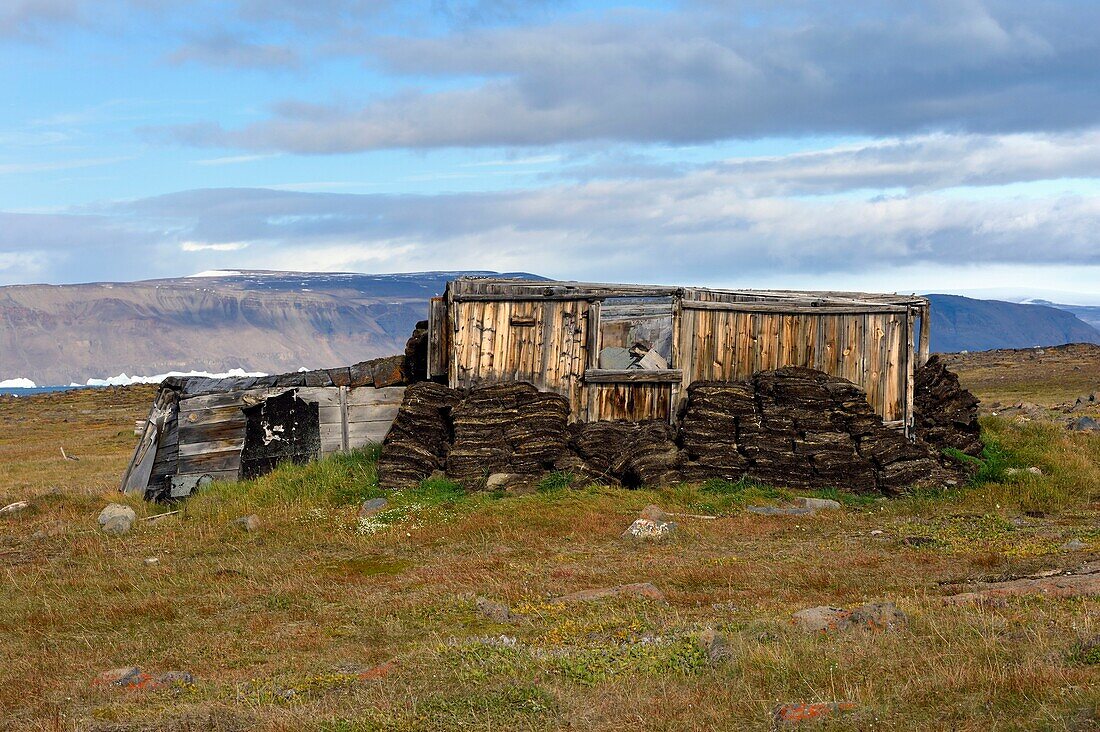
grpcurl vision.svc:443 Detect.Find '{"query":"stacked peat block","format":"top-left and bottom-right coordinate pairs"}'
top-left (562, 420), bottom-right (681, 487)
top-left (376, 382), bottom-right (461, 490)
top-left (677, 381), bottom-right (753, 482)
top-left (675, 367), bottom-right (953, 493)
top-left (446, 383), bottom-right (570, 484)
top-left (914, 355), bottom-right (983, 457)
top-left (378, 366), bottom-right (972, 494)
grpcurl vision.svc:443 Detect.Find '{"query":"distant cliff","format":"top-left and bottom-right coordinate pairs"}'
top-left (0, 271), bottom-right (539, 385)
top-left (3, 273), bottom-right (1098, 384)
top-left (926, 294), bottom-right (1100, 353)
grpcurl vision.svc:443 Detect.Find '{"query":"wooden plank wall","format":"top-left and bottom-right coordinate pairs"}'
top-left (173, 385), bottom-right (405, 480)
top-left (447, 280), bottom-right (921, 426)
top-left (676, 308), bottom-right (908, 421)
top-left (449, 299), bottom-right (589, 414)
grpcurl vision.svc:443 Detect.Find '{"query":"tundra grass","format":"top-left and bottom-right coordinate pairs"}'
top-left (1, 382), bottom-right (1098, 730)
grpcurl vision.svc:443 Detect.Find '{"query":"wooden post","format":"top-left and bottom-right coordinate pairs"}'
top-left (338, 386), bottom-right (350, 452)
top-left (918, 303), bottom-right (931, 366)
top-left (905, 306), bottom-right (916, 440)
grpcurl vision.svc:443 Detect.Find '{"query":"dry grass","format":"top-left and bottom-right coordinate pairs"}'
top-left (1, 368), bottom-right (1098, 731)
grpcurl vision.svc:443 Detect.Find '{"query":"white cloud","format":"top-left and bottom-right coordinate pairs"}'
top-left (180, 241), bottom-right (251, 252)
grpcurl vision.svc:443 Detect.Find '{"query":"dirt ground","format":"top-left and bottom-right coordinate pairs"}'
top-left (0, 351), bottom-right (1097, 731)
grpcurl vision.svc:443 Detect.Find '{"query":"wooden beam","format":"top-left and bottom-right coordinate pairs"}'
top-left (681, 299), bottom-right (910, 314)
top-left (584, 368), bottom-right (683, 383)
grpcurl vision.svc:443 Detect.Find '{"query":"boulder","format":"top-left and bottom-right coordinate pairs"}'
top-left (231, 514), bottom-right (261, 532)
top-left (1070, 416), bottom-right (1100, 432)
top-left (98, 503), bottom-right (136, 526)
top-left (620, 518), bottom-right (677, 541)
top-left (639, 504), bottom-right (670, 522)
top-left (795, 497), bottom-right (842, 511)
top-left (98, 503), bottom-right (136, 535)
top-left (792, 601), bottom-right (908, 634)
top-left (358, 498), bottom-right (389, 519)
top-left (696, 628), bottom-right (732, 663)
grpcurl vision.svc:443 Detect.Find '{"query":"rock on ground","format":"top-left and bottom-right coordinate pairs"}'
top-left (92, 667), bottom-right (193, 691)
top-left (0, 501), bottom-right (29, 515)
top-left (98, 503), bottom-right (136, 526)
top-left (620, 518), bottom-right (677, 541)
top-left (475, 596), bottom-right (512, 622)
top-left (550, 582), bottom-right (666, 603)
top-left (358, 497), bottom-right (389, 519)
top-left (696, 628), bottom-right (732, 663)
top-left (792, 602), bottom-right (909, 633)
top-left (231, 514), bottom-right (261, 532)
top-left (98, 503), bottom-right (136, 536)
top-left (774, 702), bottom-right (857, 727)
top-left (943, 562), bottom-right (1100, 605)
top-left (1070, 416), bottom-right (1100, 432)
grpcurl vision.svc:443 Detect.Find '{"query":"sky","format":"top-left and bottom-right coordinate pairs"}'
top-left (2, 0), bottom-right (1100, 298)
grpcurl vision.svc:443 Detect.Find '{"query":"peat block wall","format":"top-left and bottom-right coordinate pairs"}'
top-left (378, 364), bottom-right (982, 495)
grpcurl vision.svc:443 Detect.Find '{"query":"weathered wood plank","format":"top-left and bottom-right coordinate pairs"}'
top-left (584, 369), bottom-right (683, 383)
top-left (178, 405), bottom-right (244, 427)
top-left (177, 450), bottom-right (242, 475)
top-left (681, 299), bottom-right (909, 314)
top-left (179, 419), bottom-right (247, 444)
top-left (178, 438), bottom-right (245, 458)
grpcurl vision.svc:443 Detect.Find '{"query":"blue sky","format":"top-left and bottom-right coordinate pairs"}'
top-left (2, 0), bottom-right (1100, 298)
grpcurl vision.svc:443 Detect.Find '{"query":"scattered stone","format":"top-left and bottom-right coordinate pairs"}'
top-left (1027, 466), bottom-right (1043, 476)
top-left (92, 667), bottom-right (193, 691)
top-left (485, 473), bottom-right (537, 493)
top-left (144, 557), bottom-right (160, 566)
top-left (640, 504), bottom-right (670, 522)
top-left (943, 562), bottom-right (1100, 604)
top-left (696, 628), bottom-right (732, 663)
top-left (1062, 539), bottom-right (1087, 551)
top-left (475, 596), bottom-right (512, 622)
top-left (231, 514), bottom-right (261, 532)
top-left (621, 517), bottom-right (677, 541)
top-left (31, 520), bottom-right (65, 540)
top-left (795, 497), bottom-right (842, 511)
top-left (98, 503), bottom-right (136, 527)
top-left (551, 582), bottom-right (665, 603)
top-left (774, 702), bottom-right (857, 727)
top-left (102, 515), bottom-right (134, 536)
top-left (869, 530), bottom-right (884, 536)
top-left (1069, 416), bottom-right (1100, 432)
top-left (792, 601), bottom-right (908, 634)
top-left (358, 497), bottom-right (389, 519)
top-left (0, 500), bottom-right (28, 516)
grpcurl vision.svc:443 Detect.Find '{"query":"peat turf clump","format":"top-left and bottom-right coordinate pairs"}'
top-left (914, 355), bottom-right (983, 457)
top-left (378, 365), bottom-right (977, 495)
